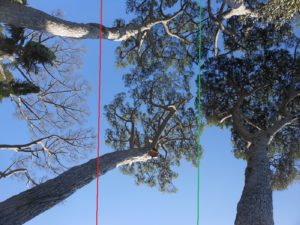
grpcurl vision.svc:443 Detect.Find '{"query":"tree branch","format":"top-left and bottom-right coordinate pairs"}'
top-left (207, 0), bottom-right (246, 54)
top-left (278, 88), bottom-right (300, 116)
top-left (231, 98), bottom-right (255, 142)
top-left (162, 22), bottom-right (190, 44)
top-left (0, 168), bottom-right (27, 179)
top-left (0, 135), bottom-right (57, 151)
top-left (0, 0), bottom-right (184, 41)
top-left (266, 114), bottom-right (299, 144)
top-left (219, 114), bottom-right (232, 124)
top-left (151, 106), bottom-right (177, 147)
top-left (222, 1), bottom-right (257, 19)
top-left (0, 147), bottom-right (152, 225)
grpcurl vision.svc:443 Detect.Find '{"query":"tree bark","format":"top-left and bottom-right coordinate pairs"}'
top-left (234, 137), bottom-right (274, 225)
top-left (0, 0), bottom-right (168, 41)
top-left (0, 147), bottom-right (151, 225)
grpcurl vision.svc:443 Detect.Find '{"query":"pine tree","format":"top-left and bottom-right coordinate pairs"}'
top-left (201, 20), bottom-right (300, 225)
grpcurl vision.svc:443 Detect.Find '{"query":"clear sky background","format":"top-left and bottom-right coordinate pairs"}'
top-left (0, 1), bottom-right (300, 225)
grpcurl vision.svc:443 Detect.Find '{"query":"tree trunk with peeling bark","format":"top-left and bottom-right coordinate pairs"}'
top-left (0, 147), bottom-right (151, 225)
top-left (235, 137), bottom-right (274, 225)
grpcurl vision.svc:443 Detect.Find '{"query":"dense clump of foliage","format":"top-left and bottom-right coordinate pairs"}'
top-left (101, 0), bottom-right (201, 192)
top-left (105, 63), bottom-right (199, 192)
top-left (0, 80), bottom-right (40, 100)
top-left (0, 25), bottom-right (56, 74)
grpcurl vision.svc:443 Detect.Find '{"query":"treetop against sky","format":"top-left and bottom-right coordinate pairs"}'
top-left (0, 0), bottom-right (300, 225)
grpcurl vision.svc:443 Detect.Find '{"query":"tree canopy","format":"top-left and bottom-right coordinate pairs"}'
top-left (2, 0), bottom-right (300, 224)
top-left (105, 63), bottom-right (198, 192)
top-left (0, 1), bottom-right (201, 223)
top-left (201, 1), bottom-right (300, 224)
top-left (0, 16), bottom-right (95, 185)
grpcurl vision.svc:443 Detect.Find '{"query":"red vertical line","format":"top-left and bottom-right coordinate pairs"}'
top-left (197, 0), bottom-right (202, 224)
top-left (96, 0), bottom-right (103, 224)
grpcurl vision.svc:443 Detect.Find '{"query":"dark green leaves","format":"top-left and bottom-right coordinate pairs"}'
top-left (105, 65), bottom-right (198, 192)
top-left (20, 41), bottom-right (56, 73)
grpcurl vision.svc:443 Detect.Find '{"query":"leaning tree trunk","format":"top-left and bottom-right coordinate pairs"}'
top-left (0, 0), bottom-right (105, 39)
top-left (0, 147), bottom-right (151, 225)
top-left (235, 138), bottom-right (274, 225)
top-left (0, 0), bottom-right (169, 41)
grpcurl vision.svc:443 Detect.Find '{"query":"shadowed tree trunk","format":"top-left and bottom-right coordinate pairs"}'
top-left (0, 147), bottom-right (151, 225)
top-left (235, 136), bottom-right (274, 225)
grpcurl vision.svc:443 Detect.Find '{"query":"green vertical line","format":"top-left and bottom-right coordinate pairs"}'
top-left (197, 0), bottom-right (202, 224)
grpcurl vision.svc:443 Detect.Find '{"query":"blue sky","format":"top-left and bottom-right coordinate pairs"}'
top-left (0, 1), bottom-right (300, 225)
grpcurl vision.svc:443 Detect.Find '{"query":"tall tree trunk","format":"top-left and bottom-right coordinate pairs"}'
top-left (0, 0), bottom-right (169, 41)
top-left (235, 138), bottom-right (274, 225)
top-left (0, 147), bottom-right (151, 225)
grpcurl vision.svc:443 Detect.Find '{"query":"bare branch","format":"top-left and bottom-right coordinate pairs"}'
top-left (162, 22), bottom-right (190, 44)
top-left (267, 114), bottom-right (299, 144)
top-left (151, 106), bottom-right (177, 147)
top-left (244, 119), bottom-right (263, 131)
top-left (222, 3), bottom-right (257, 19)
top-left (0, 168), bottom-right (27, 179)
top-left (208, 0), bottom-right (242, 52)
top-left (214, 29), bottom-right (221, 57)
top-left (219, 114), bottom-right (232, 124)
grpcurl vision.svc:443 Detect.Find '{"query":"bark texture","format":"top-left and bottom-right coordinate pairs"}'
top-left (0, 0), bottom-right (167, 41)
top-left (0, 147), bottom-right (151, 225)
top-left (235, 138), bottom-right (274, 225)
